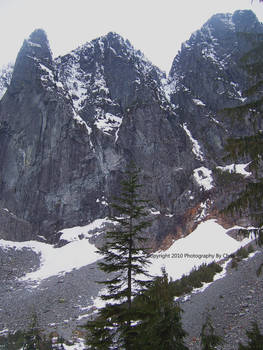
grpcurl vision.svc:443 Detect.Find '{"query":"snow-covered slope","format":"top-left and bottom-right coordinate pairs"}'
top-left (0, 219), bottom-right (252, 286)
top-left (148, 219), bottom-right (253, 281)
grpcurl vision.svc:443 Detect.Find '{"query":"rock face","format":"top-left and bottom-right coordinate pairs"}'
top-left (0, 10), bottom-right (262, 244)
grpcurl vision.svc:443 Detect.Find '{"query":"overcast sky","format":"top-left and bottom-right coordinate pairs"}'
top-left (0, 0), bottom-right (262, 73)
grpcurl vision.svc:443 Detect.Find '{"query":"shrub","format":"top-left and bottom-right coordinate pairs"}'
top-left (238, 321), bottom-right (263, 349)
top-left (256, 263), bottom-right (263, 277)
top-left (236, 246), bottom-right (249, 260)
top-left (231, 258), bottom-right (238, 269)
top-left (247, 244), bottom-right (254, 254)
top-left (170, 262), bottom-right (223, 297)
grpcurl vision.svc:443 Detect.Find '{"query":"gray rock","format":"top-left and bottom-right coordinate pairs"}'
top-left (0, 10), bottom-right (262, 247)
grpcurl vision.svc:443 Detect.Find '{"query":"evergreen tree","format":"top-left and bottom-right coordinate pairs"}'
top-left (23, 313), bottom-right (41, 350)
top-left (22, 313), bottom-right (52, 350)
top-left (238, 322), bottom-right (263, 350)
top-left (200, 314), bottom-right (223, 350)
top-left (86, 163), bottom-right (152, 350)
top-left (133, 268), bottom-right (189, 350)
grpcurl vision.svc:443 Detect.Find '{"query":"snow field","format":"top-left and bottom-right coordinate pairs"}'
top-left (148, 219), bottom-right (253, 281)
top-left (0, 219), bottom-right (253, 286)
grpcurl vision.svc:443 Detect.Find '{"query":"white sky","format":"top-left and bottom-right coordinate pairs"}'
top-left (0, 0), bottom-right (262, 73)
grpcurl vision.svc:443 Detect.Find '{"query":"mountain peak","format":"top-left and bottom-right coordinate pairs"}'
top-left (232, 9), bottom-right (262, 31)
top-left (93, 31), bottom-right (134, 55)
top-left (8, 29), bottom-right (53, 93)
top-left (105, 31), bottom-right (126, 41)
top-left (204, 10), bottom-right (261, 34)
top-left (24, 28), bottom-right (52, 61)
top-left (28, 28), bottom-right (49, 45)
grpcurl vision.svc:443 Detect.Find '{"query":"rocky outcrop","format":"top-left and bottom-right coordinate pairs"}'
top-left (0, 10), bottom-right (262, 244)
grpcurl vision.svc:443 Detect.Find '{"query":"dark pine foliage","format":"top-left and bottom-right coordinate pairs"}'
top-left (132, 268), bottom-right (189, 350)
top-left (238, 322), bottom-right (263, 350)
top-left (200, 314), bottom-right (224, 350)
top-left (85, 164), bottom-right (153, 350)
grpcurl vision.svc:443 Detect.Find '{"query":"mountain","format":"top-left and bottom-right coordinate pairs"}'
top-left (0, 9), bottom-right (263, 346)
top-left (0, 10), bottom-right (262, 248)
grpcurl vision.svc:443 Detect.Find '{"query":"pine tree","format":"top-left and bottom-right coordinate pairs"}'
top-left (86, 163), bottom-right (152, 350)
top-left (238, 322), bottom-right (263, 350)
top-left (200, 314), bottom-right (223, 350)
top-left (23, 313), bottom-right (41, 350)
top-left (133, 268), bottom-right (189, 350)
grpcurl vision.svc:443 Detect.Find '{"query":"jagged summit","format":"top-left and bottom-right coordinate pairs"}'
top-left (172, 10), bottom-right (262, 69)
top-left (8, 28), bottom-right (53, 94)
top-left (26, 28), bottom-right (53, 60)
top-left (202, 10), bottom-right (261, 33)
top-left (60, 30), bottom-right (162, 80)
top-left (55, 28), bottom-right (166, 122)
top-left (28, 28), bottom-right (50, 46)
top-left (19, 28), bottom-right (52, 63)
top-left (0, 9), bottom-right (262, 244)
top-left (98, 31), bottom-right (133, 50)
top-left (169, 9), bottom-right (263, 111)
top-left (232, 9), bottom-right (261, 30)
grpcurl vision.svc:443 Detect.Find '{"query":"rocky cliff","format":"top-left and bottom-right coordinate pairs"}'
top-left (0, 10), bottom-right (262, 245)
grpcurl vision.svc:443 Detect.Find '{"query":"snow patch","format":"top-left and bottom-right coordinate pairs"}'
top-left (148, 219), bottom-right (253, 281)
top-left (217, 163), bottom-right (252, 178)
top-left (149, 208), bottom-right (160, 215)
top-left (193, 167), bottom-right (214, 191)
top-left (59, 217), bottom-right (113, 242)
top-left (230, 81), bottom-right (247, 102)
top-left (183, 124), bottom-right (204, 161)
top-left (92, 63), bottom-right (109, 95)
top-left (0, 62), bottom-right (13, 100)
top-left (16, 238), bottom-right (100, 283)
top-left (72, 110), bottom-right (92, 135)
top-left (39, 63), bottom-right (55, 84)
top-left (63, 338), bottom-right (86, 350)
top-left (0, 217), bottom-right (112, 283)
top-left (193, 98), bottom-right (206, 106)
top-left (96, 197), bottom-right (108, 206)
top-left (175, 259), bottom-right (229, 302)
top-left (195, 199), bottom-right (212, 222)
top-left (59, 52), bottom-right (88, 111)
top-left (27, 40), bottom-right (42, 48)
top-left (95, 112), bottom-right (122, 136)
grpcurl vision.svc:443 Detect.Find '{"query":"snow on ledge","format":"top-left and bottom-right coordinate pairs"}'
top-left (95, 112), bottom-right (122, 135)
top-left (183, 123), bottom-right (204, 161)
top-left (217, 163), bottom-right (252, 178)
top-left (193, 166), bottom-right (214, 190)
top-left (59, 217), bottom-right (113, 242)
top-left (193, 98), bottom-right (206, 106)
